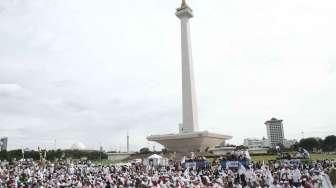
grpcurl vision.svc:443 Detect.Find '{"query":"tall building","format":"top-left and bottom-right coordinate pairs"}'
top-left (265, 118), bottom-right (285, 147)
top-left (0, 137), bottom-right (8, 151)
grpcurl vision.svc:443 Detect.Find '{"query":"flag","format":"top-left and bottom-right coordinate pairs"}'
top-left (181, 156), bottom-right (186, 164)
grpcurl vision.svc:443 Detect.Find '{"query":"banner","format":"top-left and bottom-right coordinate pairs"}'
top-left (226, 161), bottom-right (239, 168)
top-left (185, 162), bottom-right (196, 169)
top-left (220, 159), bottom-right (250, 171)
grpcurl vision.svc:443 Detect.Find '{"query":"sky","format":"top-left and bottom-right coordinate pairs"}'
top-left (0, 0), bottom-right (335, 151)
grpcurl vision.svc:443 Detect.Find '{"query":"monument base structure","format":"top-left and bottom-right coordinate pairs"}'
top-left (147, 131), bottom-right (232, 153)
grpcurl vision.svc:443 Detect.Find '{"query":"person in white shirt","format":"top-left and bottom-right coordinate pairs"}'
top-left (292, 166), bottom-right (301, 187)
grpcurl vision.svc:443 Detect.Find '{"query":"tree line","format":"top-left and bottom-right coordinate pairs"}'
top-left (1, 135), bottom-right (335, 161)
top-left (293, 135), bottom-right (336, 152)
top-left (0, 149), bottom-right (107, 161)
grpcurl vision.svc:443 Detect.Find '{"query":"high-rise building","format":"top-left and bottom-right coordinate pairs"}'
top-left (0, 137), bottom-right (8, 151)
top-left (265, 118), bottom-right (285, 147)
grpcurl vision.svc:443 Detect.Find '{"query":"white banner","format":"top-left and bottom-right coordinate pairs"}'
top-left (185, 162), bottom-right (197, 169)
top-left (226, 161), bottom-right (239, 168)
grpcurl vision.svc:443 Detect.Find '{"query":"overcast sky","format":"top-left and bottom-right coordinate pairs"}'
top-left (0, 0), bottom-right (335, 151)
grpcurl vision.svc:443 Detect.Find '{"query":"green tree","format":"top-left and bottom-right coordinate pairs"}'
top-left (7, 149), bottom-right (23, 160)
top-left (0, 151), bottom-right (8, 160)
top-left (46, 149), bottom-right (63, 160)
top-left (139, 147), bottom-right (150, 154)
top-left (24, 151), bottom-right (40, 160)
top-left (236, 145), bottom-right (248, 150)
top-left (291, 143), bottom-right (300, 151)
top-left (298, 137), bottom-right (320, 152)
top-left (322, 135), bottom-right (336, 152)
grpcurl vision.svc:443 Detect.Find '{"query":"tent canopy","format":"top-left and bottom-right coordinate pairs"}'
top-left (148, 154), bottom-right (162, 159)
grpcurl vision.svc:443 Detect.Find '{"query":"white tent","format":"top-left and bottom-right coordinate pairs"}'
top-left (145, 154), bottom-right (168, 167)
top-left (148, 154), bottom-right (162, 159)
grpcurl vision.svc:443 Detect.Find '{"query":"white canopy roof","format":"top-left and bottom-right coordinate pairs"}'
top-left (148, 154), bottom-right (162, 159)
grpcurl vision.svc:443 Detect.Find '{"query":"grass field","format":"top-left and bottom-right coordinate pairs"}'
top-left (251, 154), bottom-right (336, 162)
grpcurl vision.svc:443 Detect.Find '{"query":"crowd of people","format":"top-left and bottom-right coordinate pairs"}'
top-left (0, 157), bottom-right (334, 187)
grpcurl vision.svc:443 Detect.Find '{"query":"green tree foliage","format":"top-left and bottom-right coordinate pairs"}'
top-left (236, 145), bottom-right (248, 150)
top-left (290, 143), bottom-right (299, 151)
top-left (0, 149), bottom-right (107, 161)
top-left (297, 135), bottom-right (336, 152)
top-left (322, 135), bottom-right (336, 152)
top-left (139, 147), bottom-right (150, 154)
top-left (23, 151), bottom-right (40, 160)
top-left (60, 150), bottom-right (107, 160)
top-left (298, 138), bottom-right (321, 152)
top-left (7, 150), bottom-right (23, 160)
top-left (46, 149), bottom-right (63, 160)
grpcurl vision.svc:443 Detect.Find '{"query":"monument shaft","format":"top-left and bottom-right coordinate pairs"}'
top-left (176, 4), bottom-right (198, 133)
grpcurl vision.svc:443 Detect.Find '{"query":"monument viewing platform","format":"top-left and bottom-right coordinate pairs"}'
top-left (147, 131), bottom-right (232, 153)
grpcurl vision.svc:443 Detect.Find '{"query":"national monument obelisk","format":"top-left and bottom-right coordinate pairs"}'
top-left (147, 0), bottom-right (232, 153)
top-left (177, 0), bottom-right (198, 134)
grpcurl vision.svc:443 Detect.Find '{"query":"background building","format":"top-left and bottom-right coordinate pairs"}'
top-left (243, 137), bottom-right (270, 148)
top-left (283, 139), bottom-right (298, 148)
top-left (0, 137), bottom-right (8, 151)
top-left (242, 137), bottom-right (269, 154)
top-left (265, 118), bottom-right (285, 147)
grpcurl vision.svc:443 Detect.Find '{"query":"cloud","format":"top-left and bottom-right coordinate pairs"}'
top-left (0, 0), bottom-right (335, 150)
top-left (0, 84), bottom-right (25, 97)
